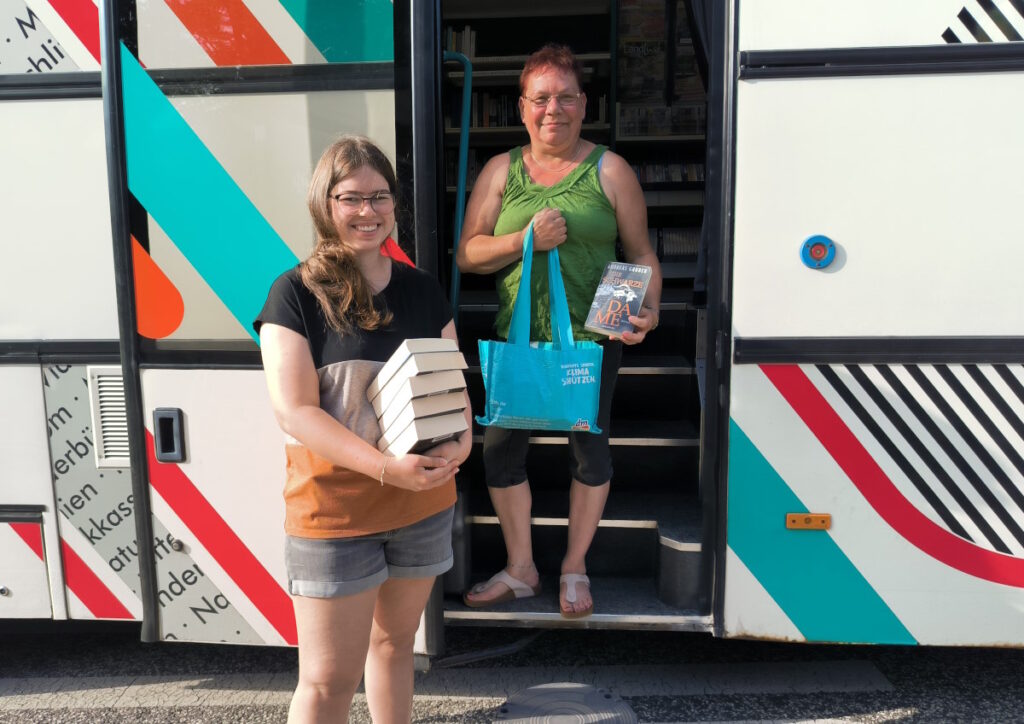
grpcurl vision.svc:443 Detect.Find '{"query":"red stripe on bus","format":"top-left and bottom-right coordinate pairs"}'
top-left (61, 538), bottom-right (134, 619)
top-left (145, 431), bottom-right (297, 644)
top-left (10, 522), bottom-right (44, 558)
top-left (162, 0), bottom-right (290, 66)
top-left (49, 0), bottom-right (101, 63)
top-left (761, 364), bottom-right (1024, 588)
top-left (13, 524), bottom-right (132, 619)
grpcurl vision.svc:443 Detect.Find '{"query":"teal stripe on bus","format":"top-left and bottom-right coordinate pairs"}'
top-left (120, 43), bottom-right (298, 342)
top-left (728, 419), bottom-right (917, 644)
top-left (279, 0), bottom-right (394, 62)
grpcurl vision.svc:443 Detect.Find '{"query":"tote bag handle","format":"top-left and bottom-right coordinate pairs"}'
top-left (507, 223), bottom-right (575, 350)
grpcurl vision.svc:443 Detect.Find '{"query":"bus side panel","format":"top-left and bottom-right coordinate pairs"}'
top-left (0, 367), bottom-right (65, 619)
top-left (725, 40), bottom-right (1024, 642)
top-left (738, 0), bottom-right (1008, 50)
top-left (117, 0), bottom-right (407, 647)
top-left (0, 99), bottom-right (118, 341)
top-left (727, 364), bottom-right (1024, 646)
top-left (41, 364), bottom-right (142, 621)
top-left (14, 1), bottom-right (98, 71)
top-left (0, 522), bottom-right (52, 618)
top-left (140, 369), bottom-right (294, 645)
top-left (732, 72), bottom-right (1024, 339)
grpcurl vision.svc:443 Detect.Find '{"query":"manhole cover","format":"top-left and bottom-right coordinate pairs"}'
top-left (495, 682), bottom-right (637, 723)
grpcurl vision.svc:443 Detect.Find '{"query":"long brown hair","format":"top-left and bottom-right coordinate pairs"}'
top-left (301, 135), bottom-right (396, 335)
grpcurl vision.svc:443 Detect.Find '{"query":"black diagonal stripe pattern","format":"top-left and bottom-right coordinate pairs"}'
top-left (945, 1), bottom-right (1024, 43)
top-left (1011, 0), bottom-right (1024, 23)
top-left (904, 365), bottom-right (1024, 531)
top-left (977, 0), bottom-right (1024, 39)
top-left (846, 365), bottom-right (1010, 552)
top-left (936, 365), bottom-right (1024, 479)
top-left (814, 363), bottom-right (1024, 556)
top-left (815, 365), bottom-right (973, 542)
top-left (876, 366), bottom-right (1024, 549)
top-left (995, 365), bottom-right (1024, 405)
top-left (960, 6), bottom-right (995, 41)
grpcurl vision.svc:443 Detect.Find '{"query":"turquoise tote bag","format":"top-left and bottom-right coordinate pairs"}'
top-left (476, 224), bottom-right (603, 433)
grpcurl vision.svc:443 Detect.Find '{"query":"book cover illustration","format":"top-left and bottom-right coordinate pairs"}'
top-left (584, 262), bottom-right (653, 337)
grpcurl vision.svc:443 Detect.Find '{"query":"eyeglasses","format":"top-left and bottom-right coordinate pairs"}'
top-left (330, 191), bottom-right (395, 212)
top-left (522, 92), bottom-right (581, 109)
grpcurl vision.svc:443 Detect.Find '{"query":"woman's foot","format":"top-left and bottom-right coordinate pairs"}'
top-left (559, 572), bottom-right (593, 619)
top-left (463, 563), bottom-right (540, 607)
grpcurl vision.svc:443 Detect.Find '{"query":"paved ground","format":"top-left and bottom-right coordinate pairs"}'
top-left (2, 621), bottom-right (1024, 722)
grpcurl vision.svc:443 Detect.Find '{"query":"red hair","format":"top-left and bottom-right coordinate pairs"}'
top-left (519, 44), bottom-right (583, 94)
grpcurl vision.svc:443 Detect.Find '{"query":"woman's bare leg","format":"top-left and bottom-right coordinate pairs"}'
top-left (464, 481), bottom-right (539, 603)
top-left (561, 479), bottom-right (610, 614)
top-left (363, 576), bottom-right (437, 723)
top-left (288, 586), bottom-right (379, 723)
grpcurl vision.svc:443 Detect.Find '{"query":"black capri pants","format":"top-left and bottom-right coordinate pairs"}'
top-left (482, 340), bottom-right (623, 488)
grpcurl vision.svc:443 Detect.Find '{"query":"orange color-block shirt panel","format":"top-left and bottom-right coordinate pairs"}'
top-left (283, 445), bottom-right (455, 538)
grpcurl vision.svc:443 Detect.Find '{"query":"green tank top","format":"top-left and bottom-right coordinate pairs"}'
top-left (494, 145), bottom-right (618, 342)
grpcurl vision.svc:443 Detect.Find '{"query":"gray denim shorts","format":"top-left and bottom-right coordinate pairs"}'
top-left (285, 505), bottom-right (454, 598)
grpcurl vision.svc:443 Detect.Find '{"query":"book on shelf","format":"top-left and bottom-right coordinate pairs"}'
top-left (584, 262), bottom-right (653, 337)
top-left (617, 102), bottom-right (706, 138)
top-left (370, 368), bottom-right (468, 420)
top-left (378, 390), bottom-right (467, 442)
top-left (444, 24), bottom-right (476, 57)
top-left (367, 338), bottom-right (459, 401)
top-left (630, 162), bottom-right (704, 185)
top-left (377, 410), bottom-right (468, 457)
top-left (650, 226), bottom-right (701, 259)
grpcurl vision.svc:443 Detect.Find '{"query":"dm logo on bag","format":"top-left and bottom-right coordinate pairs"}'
top-left (572, 418), bottom-right (591, 431)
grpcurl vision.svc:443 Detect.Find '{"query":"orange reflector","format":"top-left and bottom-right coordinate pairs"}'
top-left (786, 513), bottom-right (832, 530)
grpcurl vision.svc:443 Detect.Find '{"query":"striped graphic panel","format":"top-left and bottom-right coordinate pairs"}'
top-left (60, 537), bottom-right (135, 620)
top-left (162, 0), bottom-right (290, 66)
top-left (278, 0), bottom-right (393, 62)
top-left (121, 42), bottom-right (299, 342)
top-left (145, 431), bottom-right (297, 644)
top-left (943, 0), bottom-right (1024, 42)
top-left (763, 363), bottom-right (1024, 588)
top-left (728, 421), bottom-right (916, 644)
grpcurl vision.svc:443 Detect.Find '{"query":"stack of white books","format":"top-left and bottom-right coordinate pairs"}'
top-left (369, 338), bottom-right (469, 456)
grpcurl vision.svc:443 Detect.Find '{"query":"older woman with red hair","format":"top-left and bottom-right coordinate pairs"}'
top-left (457, 44), bottom-right (662, 618)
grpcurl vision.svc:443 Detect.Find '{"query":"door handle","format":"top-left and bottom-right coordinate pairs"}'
top-left (152, 408), bottom-right (186, 463)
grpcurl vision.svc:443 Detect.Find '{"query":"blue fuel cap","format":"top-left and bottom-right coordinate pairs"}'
top-left (801, 235), bottom-right (836, 269)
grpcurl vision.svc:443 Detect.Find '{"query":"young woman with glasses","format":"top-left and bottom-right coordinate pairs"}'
top-left (255, 135), bottom-right (471, 722)
top-left (457, 44), bottom-right (662, 618)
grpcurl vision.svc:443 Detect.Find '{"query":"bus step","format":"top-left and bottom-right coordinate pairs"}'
top-left (443, 575), bottom-right (710, 631)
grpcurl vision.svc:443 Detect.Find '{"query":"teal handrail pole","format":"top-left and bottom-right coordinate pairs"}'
top-left (443, 51), bottom-right (472, 325)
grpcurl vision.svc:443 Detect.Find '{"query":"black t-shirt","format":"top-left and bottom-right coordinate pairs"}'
top-left (253, 261), bottom-right (453, 368)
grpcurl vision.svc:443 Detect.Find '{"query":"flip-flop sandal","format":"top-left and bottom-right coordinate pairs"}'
top-left (559, 573), bottom-right (594, 619)
top-left (463, 570), bottom-right (541, 608)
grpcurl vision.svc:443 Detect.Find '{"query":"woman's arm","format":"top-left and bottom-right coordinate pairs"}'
top-left (599, 151), bottom-right (663, 345)
top-left (259, 323), bottom-right (458, 490)
top-left (456, 153), bottom-right (567, 274)
top-left (419, 319), bottom-right (473, 465)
